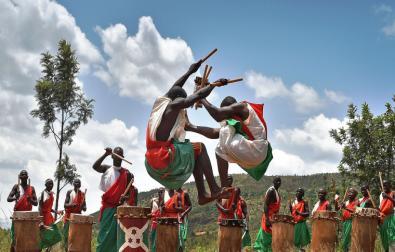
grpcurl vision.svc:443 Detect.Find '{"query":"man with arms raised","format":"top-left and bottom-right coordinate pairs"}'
top-left (186, 96), bottom-right (272, 187)
top-left (145, 60), bottom-right (228, 204)
top-left (93, 147), bottom-right (136, 252)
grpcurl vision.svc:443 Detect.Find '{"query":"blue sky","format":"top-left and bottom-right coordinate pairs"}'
top-left (0, 0), bottom-right (394, 217)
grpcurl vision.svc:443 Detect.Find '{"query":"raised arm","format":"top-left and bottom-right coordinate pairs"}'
top-left (170, 85), bottom-right (216, 110)
top-left (201, 98), bottom-right (248, 122)
top-left (168, 60), bottom-right (202, 90)
top-left (92, 147), bottom-right (112, 173)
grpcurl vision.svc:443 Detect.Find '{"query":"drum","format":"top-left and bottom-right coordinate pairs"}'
top-left (156, 217), bottom-right (179, 252)
top-left (311, 211), bottom-right (339, 252)
top-left (350, 208), bottom-right (380, 252)
top-left (11, 211), bottom-right (42, 252)
top-left (116, 206), bottom-right (151, 252)
top-left (68, 214), bottom-right (94, 252)
top-left (271, 214), bottom-right (295, 252)
top-left (218, 219), bottom-right (244, 252)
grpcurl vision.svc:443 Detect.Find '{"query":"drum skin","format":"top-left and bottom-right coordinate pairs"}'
top-left (68, 214), bottom-right (94, 252)
top-left (311, 211), bottom-right (339, 252)
top-left (157, 218), bottom-right (179, 252)
top-left (271, 215), bottom-right (294, 252)
top-left (350, 208), bottom-right (379, 252)
top-left (12, 211), bottom-right (42, 252)
top-left (218, 219), bottom-right (243, 252)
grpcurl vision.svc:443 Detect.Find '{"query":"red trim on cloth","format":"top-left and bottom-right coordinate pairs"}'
top-left (191, 142), bottom-right (202, 159)
top-left (127, 186), bottom-right (137, 206)
top-left (380, 192), bottom-right (394, 217)
top-left (316, 200), bottom-right (330, 211)
top-left (342, 199), bottom-right (359, 221)
top-left (292, 200), bottom-right (306, 223)
top-left (261, 197), bottom-right (281, 233)
top-left (145, 127), bottom-right (175, 169)
top-left (163, 191), bottom-right (185, 218)
top-left (14, 186), bottom-right (33, 211)
top-left (41, 192), bottom-right (55, 225)
top-left (64, 190), bottom-right (85, 222)
top-left (217, 189), bottom-right (244, 220)
top-left (98, 168), bottom-right (128, 221)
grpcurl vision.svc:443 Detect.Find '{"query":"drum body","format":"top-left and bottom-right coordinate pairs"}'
top-left (12, 211), bottom-right (42, 252)
top-left (271, 214), bottom-right (294, 252)
top-left (217, 219), bottom-right (243, 252)
top-left (311, 211), bottom-right (339, 252)
top-left (116, 206), bottom-right (151, 252)
top-left (350, 208), bottom-right (380, 252)
top-left (157, 217), bottom-right (179, 252)
top-left (68, 214), bottom-right (94, 252)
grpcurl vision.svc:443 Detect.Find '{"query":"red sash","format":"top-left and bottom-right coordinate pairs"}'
top-left (127, 186), bottom-right (137, 206)
top-left (232, 101), bottom-right (267, 140)
top-left (261, 195), bottom-right (281, 233)
top-left (41, 192), bottom-right (54, 225)
top-left (342, 199), bottom-right (359, 221)
top-left (316, 200), bottom-right (330, 212)
top-left (380, 192), bottom-right (394, 217)
top-left (14, 186), bottom-right (33, 211)
top-left (151, 209), bottom-right (161, 229)
top-left (145, 127), bottom-right (175, 169)
top-left (64, 190), bottom-right (84, 222)
top-left (217, 189), bottom-right (244, 220)
top-left (163, 191), bottom-right (185, 218)
top-left (292, 200), bottom-right (306, 223)
top-left (98, 168), bottom-right (128, 221)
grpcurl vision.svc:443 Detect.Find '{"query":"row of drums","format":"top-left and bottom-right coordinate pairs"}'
top-left (271, 208), bottom-right (380, 252)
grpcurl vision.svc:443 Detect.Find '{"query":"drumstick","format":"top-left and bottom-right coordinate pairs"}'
top-left (200, 48), bottom-right (218, 63)
top-left (379, 172), bottom-right (384, 192)
top-left (210, 78), bottom-right (243, 87)
top-left (112, 152), bottom-right (133, 165)
top-left (366, 189), bottom-right (376, 208)
top-left (81, 189), bottom-right (87, 207)
top-left (120, 178), bottom-right (134, 205)
top-left (194, 65), bottom-right (210, 109)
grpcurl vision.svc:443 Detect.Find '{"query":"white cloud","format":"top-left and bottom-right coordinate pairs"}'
top-left (382, 20), bottom-right (395, 37)
top-left (0, 0), bottom-right (103, 95)
top-left (96, 16), bottom-right (195, 103)
top-left (324, 89), bottom-right (350, 104)
top-left (245, 71), bottom-right (289, 98)
top-left (374, 4), bottom-right (393, 14)
top-left (290, 82), bottom-right (323, 113)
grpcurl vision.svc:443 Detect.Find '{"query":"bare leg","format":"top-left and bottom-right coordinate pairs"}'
top-left (196, 144), bottom-right (221, 193)
top-left (192, 158), bottom-right (211, 205)
top-left (216, 153), bottom-right (231, 187)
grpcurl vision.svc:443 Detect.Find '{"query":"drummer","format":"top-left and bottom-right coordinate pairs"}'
top-left (150, 188), bottom-right (165, 252)
top-left (7, 170), bottom-right (38, 251)
top-left (379, 180), bottom-right (395, 252)
top-left (162, 188), bottom-right (192, 251)
top-left (289, 188), bottom-right (310, 251)
top-left (311, 188), bottom-right (332, 215)
top-left (63, 179), bottom-right (87, 250)
top-left (254, 176), bottom-right (281, 251)
top-left (335, 188), bottom-right (359, 252)
top-left (359, 184), bottom-right (373, 208)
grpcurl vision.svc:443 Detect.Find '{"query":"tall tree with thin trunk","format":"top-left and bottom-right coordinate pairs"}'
top-left (330, 95), bottom-right (395, 196)
top-left (31, 39), bottom-right (94, 218)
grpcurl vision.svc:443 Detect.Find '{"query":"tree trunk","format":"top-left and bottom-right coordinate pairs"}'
top-left (54, 112), bottom-right (64, 219)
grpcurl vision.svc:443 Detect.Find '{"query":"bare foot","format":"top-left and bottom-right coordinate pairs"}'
top-left (221, 175), bottom-right (233, 188)
top-left (198, 193), bottom-right (215, 205)
top-left (211, 187), bottom-right (231, 200)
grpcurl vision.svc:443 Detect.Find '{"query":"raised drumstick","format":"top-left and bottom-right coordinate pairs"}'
top-left (201, 48), bottom-right (218, 63)
top-left (210, 78), bottom-right (243, 87)
top-left (379, 172), bottom-right (384, 192)
top-left (366, 189), bottom-right (376, 208)
top-left (112, 152), bottom-right (133, 165)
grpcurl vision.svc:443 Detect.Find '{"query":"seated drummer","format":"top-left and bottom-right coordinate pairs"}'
top-left (335, 188), bottom-right (359, 252)
top-left (311, 188), bottom-right (332, 215)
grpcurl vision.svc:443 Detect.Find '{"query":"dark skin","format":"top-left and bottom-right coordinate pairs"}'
top-left (39, 179), bottom-right (62, 215)
top-left (92, 146), bottom-right (134, 204)
top-left (316, 188), bottom-right (332, 211)
top-left (382, 180), bottom-right (395, 214)
top-left (155, 60), bottom-right (228, 205)
top-left (7, 170), bottom-right (38, 207)
top-left (186, 98), bottom-right (249, 187)
top-left (64, 180), bottom-right (86, 212)
top-left (289, 189), bottom-right (310, 217)
top-left (216, 187), bottom-right (248, 223)
top-left (264, 177), bottom-right (281, 228)
top-left (360, 185), bottom-right (373, 208)
top-left (167, 188), bottom-right (192, 221)
top-left (335, 188), bottom-right (358, 213)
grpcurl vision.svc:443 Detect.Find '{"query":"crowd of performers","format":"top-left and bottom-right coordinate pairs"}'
top-left (6, 57), bottom-right (395, 251)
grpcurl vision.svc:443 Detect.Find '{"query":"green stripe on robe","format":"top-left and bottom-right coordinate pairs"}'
top-left (226, 119), bottom-right (273, 181)
top-left (97, 207), bottom-right (117, 252)
top-left (178, 218), bottom-right (188, 250)
top-left (242, 229), bottom-right (251, 248)
top-left (150, 228), bottom-right (157, 252)
top-left (40, 224), bottom-right (62, 249)
top-left (380, 214), bottom-right (395, 251)
top-left (63, 221), bottom-right (70, 250)
top-left (253, 227), bottom-right (272, 252)
top-left (145, 139), bottom-right (195, 189)
top-left (341, 219), bottom-right (352, 251)
top-left (294, 221), bottom-right (311, 248)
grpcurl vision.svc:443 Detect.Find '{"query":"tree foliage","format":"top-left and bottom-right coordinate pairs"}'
top-left (330, 95), bottom-right (395, 195)
top-left (30, 39), bottom-right (94, 216)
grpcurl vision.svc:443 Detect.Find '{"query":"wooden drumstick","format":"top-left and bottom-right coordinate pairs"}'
top-left (200, 48), bottom-right (218, 63)
top-left (366, 189), bottom-right (376, 209)
top-left (210, 78), bottom-right (243, 87)
top-left (379, 172), bottom-right (384, 192)
top-left (120, 178), bottom-right (134, 205)
top-left (112, 152), bottom-right (133, 165)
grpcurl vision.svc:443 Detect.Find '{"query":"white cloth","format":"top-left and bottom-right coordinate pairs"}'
top-left (216, 104), bottom-right (269, 168)
top-left (151, 198), bottom-right (159, 213)
top-left (147, 96), bottom-right (186, 142)
top-left (312, 201), bottom-right (321, 215)
top-left (99, 166), bottom-right (122, 192)
top-left (265, 186), bottom-right (279, 202)
top-left (18, 185), bottom-right (26, 197)
top-left (39, 190), bottom-right (52, 202)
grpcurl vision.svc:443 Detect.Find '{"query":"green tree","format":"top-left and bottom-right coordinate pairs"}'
top-left (31, 39), bottom-right (94, 218)
top-left (330, 95), bottom-right (395, 196)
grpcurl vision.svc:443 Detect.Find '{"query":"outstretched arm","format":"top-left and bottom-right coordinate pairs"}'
top-left (168, 60), bottom-right (202, 90)
top-left (201, 99), bottom-right (248, 122)
top-left (185, 122), bottom-right (220, 139)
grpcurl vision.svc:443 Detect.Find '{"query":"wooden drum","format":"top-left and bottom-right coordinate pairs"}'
top-left (116, 206), bottom-right (151, 252)
top-left (218, 219), bottom-right (244, 252)
top-left (271, 214), bottom-right (295, 252)
top-left (350, 208), bottom-right (380, 252)
top-left (11, 211), bottom-right (42, 252)
top-left (311, 211), bottom-right (339, 252)
top-left (68, 214), bottom-right (94, 252)
top-left (157, 217), bottom-right (180, 252)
